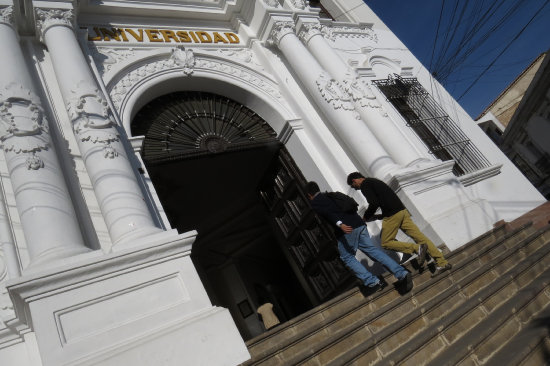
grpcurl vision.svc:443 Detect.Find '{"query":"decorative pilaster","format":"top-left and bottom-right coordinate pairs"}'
top-left (268, 20), bottom-right (397, 178)
top-left (0, 12), bottom-right (89, 269)
top-left (35, 7), bottom-right (163, 246)
top-left (298, 21), bottom-right (425, 167)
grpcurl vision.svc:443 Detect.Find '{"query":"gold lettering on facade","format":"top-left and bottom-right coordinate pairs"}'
top-left (145, 29), bottom-right (163, 42)
top-left (85, 27), bottom-right (241, 45)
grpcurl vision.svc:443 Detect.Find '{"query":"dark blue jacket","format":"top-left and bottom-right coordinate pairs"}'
top-left (310, 192), bottom-right (365, 237)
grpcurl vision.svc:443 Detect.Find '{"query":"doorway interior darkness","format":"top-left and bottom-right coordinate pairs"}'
top-left (132, 92), bottom-right (353, 340)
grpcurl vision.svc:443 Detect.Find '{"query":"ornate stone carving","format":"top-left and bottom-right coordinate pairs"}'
top-left (290, 0), bottom-right (307, 10)
top-left (322, 25), bottom-right (378, 43)
top-left (0, 83), bottom-right (50, 155)
top-left (215, 49), bottom-right (263, 69)
top-left (90, 47), bottom-right (136, 75)
top-left (341, 72), bottom-right (385, 114)
top-left (26, 153), bottom-right (44, 170)
top-left (298, 23), bottom-right (322, 44)
top-left (316, 72), bottom-right (357, 117)
top-left (169, 46), bottom-right (195, 75)
top-left (268, 21), bottom-right (296, 47)
top-left (109, 56), bottom-right (282, 112)
top-left (263, 0), bottom-right (280, 7)
top-left (35, 8), bottom-right (75, 40)
top-left (66, 81), bottom-right (120, 157)
top-left (0, 6), bottom-right (14, 27)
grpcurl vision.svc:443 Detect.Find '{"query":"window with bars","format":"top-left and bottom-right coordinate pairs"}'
top-left (373, 74), bottom-right (491, 176)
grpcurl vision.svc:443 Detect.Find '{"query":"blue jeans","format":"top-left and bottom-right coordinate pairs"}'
top-left (338, 226), bottom-right (409, 287)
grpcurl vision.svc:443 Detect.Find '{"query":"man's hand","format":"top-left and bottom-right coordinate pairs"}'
top-left (340, 223), bottom-right (353, 234)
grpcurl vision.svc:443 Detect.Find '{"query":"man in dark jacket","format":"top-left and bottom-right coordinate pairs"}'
top-left (347, 172), bottom-right (451, 277)
top-left (305, 181), bottom-right (412, 293)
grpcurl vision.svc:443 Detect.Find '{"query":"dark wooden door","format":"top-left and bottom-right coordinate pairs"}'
top-left (259, 148), bottom-right (352, 305)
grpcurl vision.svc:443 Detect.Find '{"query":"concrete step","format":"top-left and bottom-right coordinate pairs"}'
top-left (313, 226), bottom-right (550, 366)
top-left (427, 263), bottom-right (550, 366)
top-left (241, 223), bottom-right (536, 366)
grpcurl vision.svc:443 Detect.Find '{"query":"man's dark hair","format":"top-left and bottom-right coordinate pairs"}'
top-left (305, 181), bottom-right (320, 196)
top-left (346, 172), bottom-right (365, 186)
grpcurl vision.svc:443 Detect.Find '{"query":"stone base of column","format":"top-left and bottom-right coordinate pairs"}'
top-left (6, 232), bottom-right (249, 366)
top-left (388, 161), bottom-right (498, 250)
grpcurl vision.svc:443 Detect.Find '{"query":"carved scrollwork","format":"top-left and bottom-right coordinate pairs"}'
top-left (0, 83), bottom-right (50, 154)
top-left (298, 23), bottom-right (322, 44)
top-left (268, 21), bottom-right (296, 47)
top-left (35, 8), bottom-right (75, 40)
top-left (316, 72), bottom-right (358, 117)
top-left (169, 46), bottom-right (195, 76)
top-left (67, 81), bottom-right (120, 150)
top-left (0, 6), bottom-right (14, 27)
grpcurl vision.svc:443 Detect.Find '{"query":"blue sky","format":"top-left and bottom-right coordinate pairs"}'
top-left (364, 0), bottom-right (550, 119)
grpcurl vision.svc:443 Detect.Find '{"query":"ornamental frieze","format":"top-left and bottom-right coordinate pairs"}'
top-left (108, 52), bottom-right (282, 112)
top-left (90, 47), bottom-right (137, 76)
top-left (322, 25), bottom-right (378, 43)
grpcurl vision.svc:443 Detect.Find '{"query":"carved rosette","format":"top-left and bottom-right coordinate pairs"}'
top-left (0, 83), bottom-right (50, 168)
top-left (268, 21), bottom-right (296, 47)
top-left (316, 72), bottom-right (359, 118)
top-left (35, 8), bottom-right (75, 41)
top-left (170, 46), bottom-right (195, 76)
top-left (66, 81), bottom-right (120, 158)
top-left (298, 23), bottom-right (322, 44)
top-left (0, 6), bottom-right (14, 27)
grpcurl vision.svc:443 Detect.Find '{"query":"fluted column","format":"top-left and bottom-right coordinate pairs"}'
top-left (298, 22), bottom-right (424, 167)
top-left (35, 8), bottom-right (162, 246)
top-left (269, 21), bottom-right (398, 178)
top-left (0, 6), bottom-right (88, 269)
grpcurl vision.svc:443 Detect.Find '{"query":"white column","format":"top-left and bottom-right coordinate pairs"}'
top-left (298, 22), bottom-right (424, 167)
top-left (269, 21), bottom-right (398, 178)
top-left (0, 6), bottom-right (88, 269)
top-left (35, 8), bottom-right (162, 246)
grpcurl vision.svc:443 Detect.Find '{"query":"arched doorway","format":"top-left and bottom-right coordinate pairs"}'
top-left (132, 91), bottom-right (352, 340)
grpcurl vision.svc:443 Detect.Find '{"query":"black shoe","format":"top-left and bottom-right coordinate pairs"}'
top-left (397, 272), bottom-right (413, 293)
top-left (417, 244), bottom-right (428, 266)
top-left (431, 263), bottom-right (452, 278)
top-left (359, 281), bottom-right (387, 297)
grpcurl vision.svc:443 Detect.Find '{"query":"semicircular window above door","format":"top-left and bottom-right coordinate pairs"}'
top-left (132, 91), bottom-right (279, 163)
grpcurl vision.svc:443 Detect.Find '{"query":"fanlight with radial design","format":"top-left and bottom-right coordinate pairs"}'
top-left (132, 92), bottom-right (279, 162)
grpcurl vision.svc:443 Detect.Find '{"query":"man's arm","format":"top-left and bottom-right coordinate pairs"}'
top-left (361, 186), bottom-right (380, 221)
top-left (311, 196), bottom-right (353, 233)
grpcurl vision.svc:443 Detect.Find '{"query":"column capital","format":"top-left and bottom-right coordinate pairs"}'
top-left (0, 6), bottom-right (15, 28)
top-left (297, 22), bottom-right (322, 44)
top-left (35, 8), bottom-right (75, 41)
top-left (267, 20), bottom-right (295, 47)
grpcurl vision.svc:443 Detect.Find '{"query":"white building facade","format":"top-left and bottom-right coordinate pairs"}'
top-left (0, 0), bottom-right (545, 365)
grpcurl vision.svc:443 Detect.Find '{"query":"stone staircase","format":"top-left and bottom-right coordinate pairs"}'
top-left (240, 203), bottom-right (550, 366)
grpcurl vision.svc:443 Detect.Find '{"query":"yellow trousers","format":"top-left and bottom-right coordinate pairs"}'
top-left (381, 209), bottom-right (448, 267)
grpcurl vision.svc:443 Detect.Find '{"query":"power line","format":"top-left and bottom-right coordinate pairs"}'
top-left (456, 0), bottom-right (550, 101)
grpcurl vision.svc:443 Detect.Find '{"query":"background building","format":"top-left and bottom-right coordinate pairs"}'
top-left (0, 0), bottom-right (546, 365)
top-left (477, 50), bottom-right (550, 199)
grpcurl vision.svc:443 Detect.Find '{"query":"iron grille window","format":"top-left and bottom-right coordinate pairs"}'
top-left (373, 75), bottom-right (491, 176)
